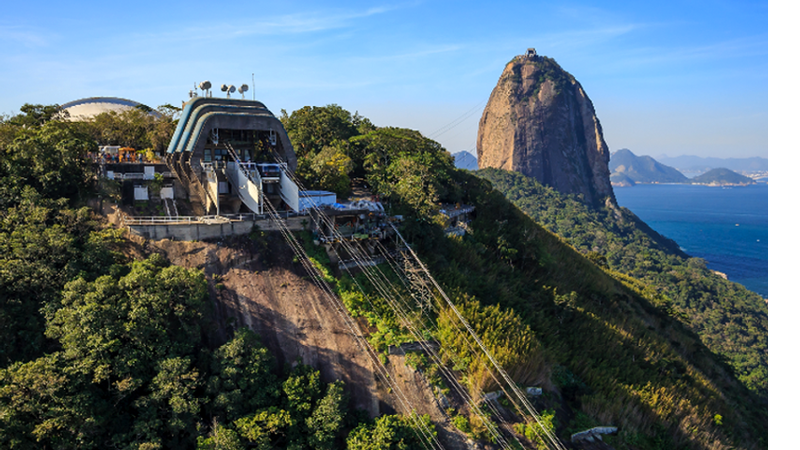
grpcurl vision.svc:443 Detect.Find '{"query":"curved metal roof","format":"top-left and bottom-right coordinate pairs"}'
top-left (60, 96), bottom-right (157, 120)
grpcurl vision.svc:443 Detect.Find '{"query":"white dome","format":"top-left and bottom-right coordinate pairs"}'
top-left (60, 97), bottom-right (156, 121)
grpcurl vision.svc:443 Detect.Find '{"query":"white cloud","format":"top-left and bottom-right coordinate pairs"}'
top-left (130, 3), bottom-right (405, 46)
top-left (0, 24), bottom-right (53, 47)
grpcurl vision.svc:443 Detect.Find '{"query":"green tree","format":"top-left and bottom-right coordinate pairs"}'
top-left (307, 380), bottom-right (348, 449)
top-left (0, 353), bottom-right (107, 449)
top-left (234, 407), bottom-right (294, 448)
top-left (282, 364), bottom-right (322, 418)
top-left (84, 106), bottom-right (177, 153)
top-left (5, 103), bottom-right (67, 127)
top-left (346, 414), bottom-right (435, 450)
top-left (131, 356), bottom-right (203, 447)
top-left (208, 328), bottom-right (281, 422)
top-left (197, 422), bottom-right (245, 450)
top-left (280, 105), bottom-right (362, 159)
top-left (351, 127), bottom-right (455, 219)
top-left (0, 193), bottom-right (122, 365)
top-left (310, 142), bottom-right (355, 197)
top-left (45, 255), bottom-right (208, 386)
top-left (1, 119), bottom-right (95, 205)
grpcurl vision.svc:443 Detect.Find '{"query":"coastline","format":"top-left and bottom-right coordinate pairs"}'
top-left (613, 183), bottom-right (768, 297)
top-left (612, 181), bottom-right (764, 188)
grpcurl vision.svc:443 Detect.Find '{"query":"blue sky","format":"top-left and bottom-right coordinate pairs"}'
top-left (0, 0), bottom-right (767, 158)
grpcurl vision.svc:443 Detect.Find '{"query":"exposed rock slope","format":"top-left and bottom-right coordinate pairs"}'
top-left (477, 52), bottom-right (615, 207)
top-left (152, 235), bottom-right (472, 449)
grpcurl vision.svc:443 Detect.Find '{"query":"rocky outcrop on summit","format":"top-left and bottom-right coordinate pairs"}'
top-left (477, 52), bottom-right (616, 207)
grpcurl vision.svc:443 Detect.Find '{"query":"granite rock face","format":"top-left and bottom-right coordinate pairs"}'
top-left (477, 53), bottom-right (616, 207)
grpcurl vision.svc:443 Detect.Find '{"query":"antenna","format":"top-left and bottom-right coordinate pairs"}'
top-left (252, 73), bottom-right (255, 100)
top-left (227, 84), bottom-right (236, 98)
top-left (199, 80), bottom-right (212, 97)
top-left (239, 84), bottom-right (249, 99)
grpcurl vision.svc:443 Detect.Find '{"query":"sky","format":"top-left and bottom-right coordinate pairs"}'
top-left (0, 0), bottom-right (767, 159)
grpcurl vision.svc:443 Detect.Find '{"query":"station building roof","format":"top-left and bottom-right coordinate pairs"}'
top-left (60, 97), bottom-right (158, 121)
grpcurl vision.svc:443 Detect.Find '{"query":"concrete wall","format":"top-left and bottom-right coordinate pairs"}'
top-left (128, 217), bottom-right (307, 241)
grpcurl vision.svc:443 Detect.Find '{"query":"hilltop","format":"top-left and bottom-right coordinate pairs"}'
top-left (0, 102), bottom-right (768, 449)
top-left (689, 167), bottom-right (755, 186)
top-left (477, 50), bottom-right (615, 208)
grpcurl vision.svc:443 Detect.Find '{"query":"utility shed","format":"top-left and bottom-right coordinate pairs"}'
top-left (134, 186), bottom-right (149, 201)
top-left (299, 191), bottom-right (337, 213)
top-left (439, 204), bottom-right (475, 237)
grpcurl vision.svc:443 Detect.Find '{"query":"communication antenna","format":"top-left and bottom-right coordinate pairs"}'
top-left (239, 84), bottom-right (249, 99)
top-left (199, 80), bottom-right (212, 97)
top-left (221, 84), bottom-right (229, 97)
top-left (227, 84), bottom-right (236, 98)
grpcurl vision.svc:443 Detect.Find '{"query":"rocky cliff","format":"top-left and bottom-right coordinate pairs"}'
top-left (477, 52), bottom-right (616, 207)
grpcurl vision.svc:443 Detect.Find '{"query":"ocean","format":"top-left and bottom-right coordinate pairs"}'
top-left (613, 183), bottom-right (768, 298)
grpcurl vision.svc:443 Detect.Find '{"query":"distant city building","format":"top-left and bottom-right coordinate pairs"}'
top-left (60, 97), bottom-right (158, 121)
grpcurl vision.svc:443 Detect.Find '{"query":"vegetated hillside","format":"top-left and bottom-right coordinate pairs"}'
top-left (0, 104), bottom-right (768, 449)
top-left (0, 105), bottom-right (434, 450)
top-left (476, 168), bottom-right (767, 400)
top-left (281, 105), bottom-right (767, 449)
top-left (689, 168), bottom-right (755, 186)
top-left (609, 149), bottom-right (688, 185)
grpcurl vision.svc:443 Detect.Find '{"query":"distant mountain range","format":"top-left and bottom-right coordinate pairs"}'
top-left (609, 149), bottom-right (687, 186)
top-left (689, 168), bottom-right (755, 185)
top-left (610, 149), bottom-right (756, 186)
top-left (654, 155), bottom-right (767, 174)
top-left (452, 151), bottom-right (478, 170)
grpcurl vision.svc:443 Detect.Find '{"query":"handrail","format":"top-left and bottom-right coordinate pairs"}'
top-left (111, 172), bottom-right (174, 180)
top-left (122, 215), bottom-right (233, 225)
top-left (223, 142), bottom-right (263, 214)
top-left (121, 211), bottom-right (294, 225)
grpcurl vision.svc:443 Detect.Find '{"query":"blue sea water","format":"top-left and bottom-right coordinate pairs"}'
top-left (613, 183), bottom-right (768, 298)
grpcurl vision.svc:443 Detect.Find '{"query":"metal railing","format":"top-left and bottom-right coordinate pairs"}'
top-left (110, 172), bottom-right (174, 180)
top-left (440, 205), bottom-right (475, 218)
top-left (122, 215), bottom-right (232, 225)
top-left (121, 211), bottom-right (298, 226)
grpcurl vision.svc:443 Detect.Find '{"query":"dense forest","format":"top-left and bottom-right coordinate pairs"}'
top-left (282, 106), bottom-right (767, 449)
top-left (0, 105), bottom-right (430, 449)
top-left (475, 168), bottom-right (768, 398)
top-left (0, 103), bottom-right (767, 449)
